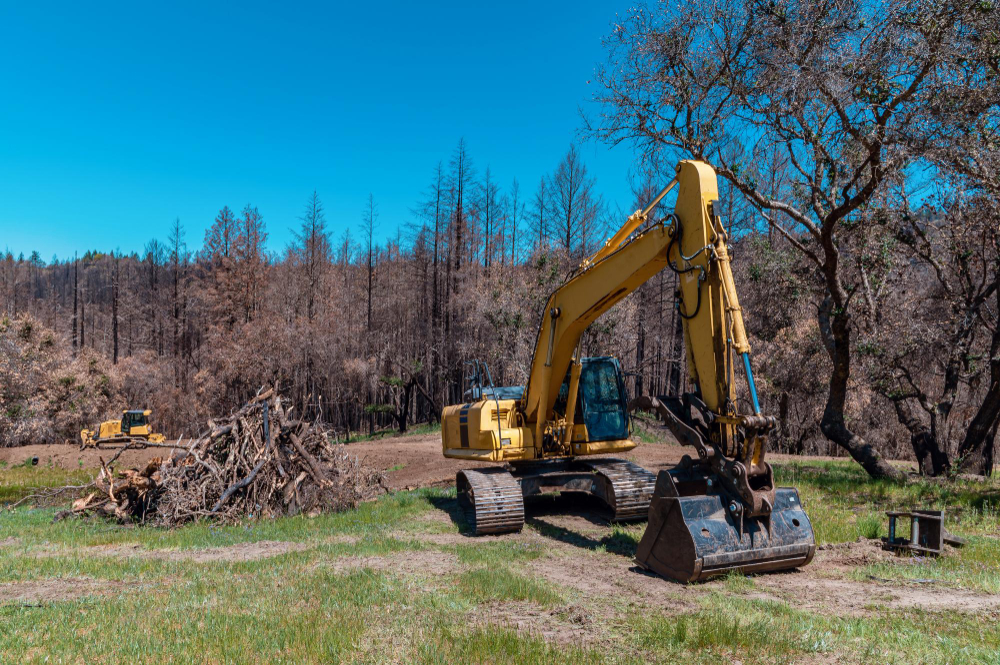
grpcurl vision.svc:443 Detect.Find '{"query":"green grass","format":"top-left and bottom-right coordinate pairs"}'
top-left (630, 593), bottom-right (1000, 665)
top-left (773, 460), bottom-right (1000, 593)
top-left (0, 460), bottom-right (92, 504)
top-left (2, 486), bottom-right (446, 555)
top-left (2, 455), bottom-right (999, 662)
top-left (0, 565), bottom-right (406, 662)
top-left (774, 460), bottom-right (1000, 544)
top-left (449, 540), bottom-right (546, 566)
top-left (343, 421), bottom-right (441, 443)
top-left (721, 570), bottom-right (756, 594)
top-left (458, 567), bottom-right (563, 606)
top-left (855, 536), bottom-right (1000, 593)
top-left (419, 624), bottom-right (607, 664)
top-left (0, 485), bottom-right (579, 663)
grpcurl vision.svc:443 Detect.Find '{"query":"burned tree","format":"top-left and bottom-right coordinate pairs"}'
top-left (590, 0), bottom-right (997, 479)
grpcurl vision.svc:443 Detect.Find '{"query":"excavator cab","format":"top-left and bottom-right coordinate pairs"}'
top-left (554, 357), bottom-right (630, 443)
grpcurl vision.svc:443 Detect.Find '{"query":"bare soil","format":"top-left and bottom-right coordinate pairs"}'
top-left (76, 540), bottom-right (309, 563)
top-left (1, 431), bottom-right (881, 492)
top-left (0, 578), bottom-right (123, 604)
top-left (409, 500), bottom-right (1000, 621)
top-left (469, 600), bottom-right (600, 646)
top-left (0, 442), bottom-right (187, 472)
top-left (319, 550), bottom-right (462, 577)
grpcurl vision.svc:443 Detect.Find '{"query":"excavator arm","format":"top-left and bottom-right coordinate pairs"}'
top-left (522, 161), bottom-right (764, 477)
top-left (520, 160), bottom-right (814, 581)
top-left (521, 210), bottom-right (673, 451)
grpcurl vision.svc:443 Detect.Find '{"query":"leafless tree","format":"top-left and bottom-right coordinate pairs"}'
top-left (547, 145), bottom-right (603, 258)
top-left (531, 178), bottom-right (547, 253)
top-left (234, 205), bottom-right (268, 323)
top-left (507, 178), bottom-right (524, 265)
top-left (588, 0), bottom-right (996, 480)
top-left (112, 251), bottom-right (119, 364)
top-left (361, 194), bottom-right (378, 333)
top-left (294, 191), bottom-right (331, 323)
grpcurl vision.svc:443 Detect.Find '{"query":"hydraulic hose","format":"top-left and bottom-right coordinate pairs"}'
top-left (742, 353), bottom-right (761, 415)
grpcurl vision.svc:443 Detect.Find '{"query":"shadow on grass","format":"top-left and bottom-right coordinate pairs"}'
top-left (525, 493), bottom-right (641, 557)
top-left (526, 515), bottom-right (640, 558)
top-left (429, 490), bottom-right (638, 552)
top-left (967, 490), bottom-right (1000, 513)
top-left (524, 492), bottom-right (610, 525)
top-left (427, 495), bottom-right (474, 535)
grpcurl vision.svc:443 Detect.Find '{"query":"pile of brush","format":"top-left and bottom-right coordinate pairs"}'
top-left (71, 388), bottom-right (387, 525)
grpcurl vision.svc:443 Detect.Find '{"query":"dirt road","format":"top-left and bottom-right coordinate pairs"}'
top-left (0, 435), bottom-right (691, 490)
top-left (0, 430), bottom-right (863, 492)
top-left (351, 435), bottom-right (691, 489)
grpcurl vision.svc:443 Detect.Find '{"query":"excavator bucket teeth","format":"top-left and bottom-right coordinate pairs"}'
top-left (635, 473), bottom-right (815, 583)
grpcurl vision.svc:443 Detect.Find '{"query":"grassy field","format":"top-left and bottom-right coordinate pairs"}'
top-left (1, 455), bottom-right (999, 663)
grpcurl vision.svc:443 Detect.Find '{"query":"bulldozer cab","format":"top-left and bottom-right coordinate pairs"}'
top-left (121, 410), bottom-right (151, 436)
top-left (556, 357), bottom-right (630, 443)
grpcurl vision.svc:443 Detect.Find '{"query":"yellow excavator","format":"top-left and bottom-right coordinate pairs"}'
top-left (441, 160), bottom-right (815, 582)
top-left (80, 409), bottom-right (166, 449)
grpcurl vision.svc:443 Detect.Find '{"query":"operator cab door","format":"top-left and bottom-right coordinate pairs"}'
top-left (556, 357), bottom-right (630, 442)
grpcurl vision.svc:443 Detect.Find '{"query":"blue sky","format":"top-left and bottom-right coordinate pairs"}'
top-left (0, 1), bottom-right (641, 261)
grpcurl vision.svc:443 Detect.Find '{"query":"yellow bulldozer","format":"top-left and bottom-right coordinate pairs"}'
top-left (441, 160), bottom-right (815, 582)
top-left (80, 409), bottom-right (166, 449)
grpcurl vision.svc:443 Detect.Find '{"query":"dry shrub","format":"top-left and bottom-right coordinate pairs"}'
top-left (0, 314), bottom-right (120, 446)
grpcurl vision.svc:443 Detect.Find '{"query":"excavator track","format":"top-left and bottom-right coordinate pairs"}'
top-left (582, 459), bottom-right (657, 521)
top-left (456, 468), bottom-right (525, 535)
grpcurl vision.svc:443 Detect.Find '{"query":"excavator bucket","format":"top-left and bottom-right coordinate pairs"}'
top-left (635, 468), bottom-right (815, 583)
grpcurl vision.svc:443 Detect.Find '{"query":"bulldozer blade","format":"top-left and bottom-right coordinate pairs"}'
top-left (635, 488), bottom-right (815, 583)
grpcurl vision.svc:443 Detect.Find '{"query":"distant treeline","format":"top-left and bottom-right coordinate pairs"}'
top-left (2, 135), bottom-right (997, 481)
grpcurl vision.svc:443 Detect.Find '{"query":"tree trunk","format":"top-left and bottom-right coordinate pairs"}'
top-left (173, 257), bottom-right (180, 386)
top-left (819, 301), bottom-right (905, 481)
top-left (80, 289), bottom-right (86, 349)
top-left (635, 300), bottom-right (645, 397)
top-left (892, 400), bottom-right (949, 476)
top-left (957, 360), bottom-right (1000, 475)
top-left (72, 256), bottom-right (78, 356)
top-left (366, 248), bottom-right (373, 333)
top-left (394, 378), bottom-right (416, 433)
top-left (112, 256), bottom-right (119, 365)
top-left (958, 300), bottom-right (1000, 476)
